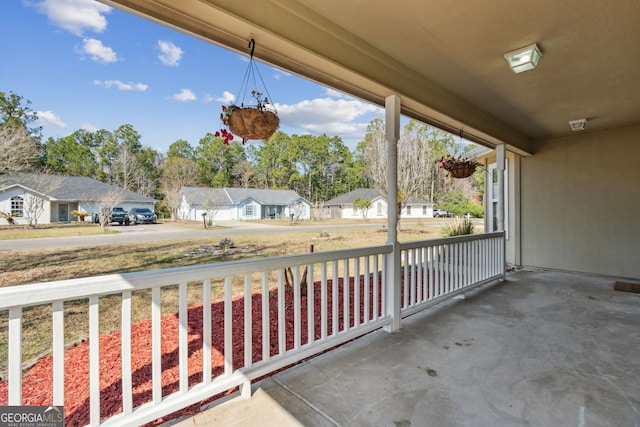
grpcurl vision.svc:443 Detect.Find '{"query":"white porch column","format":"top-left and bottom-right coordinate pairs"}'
top-left (496, 144), bottom-right (507, 279)
top-left (384, 94), bottom-right (401, 332)
top-left (496, 144), bottom-right (506, 232)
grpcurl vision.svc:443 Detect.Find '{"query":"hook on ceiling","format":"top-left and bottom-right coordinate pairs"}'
top-left (248, 38), bottom-right (256, 59)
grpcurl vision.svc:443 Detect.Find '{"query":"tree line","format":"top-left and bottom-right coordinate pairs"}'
top-left (1, 91), bottom-right (484, 220)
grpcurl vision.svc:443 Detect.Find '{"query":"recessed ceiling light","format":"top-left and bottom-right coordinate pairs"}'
top-left (504, 43), bottom-right (542, 73)
top-left (569, 119), bottom-right (587, 131)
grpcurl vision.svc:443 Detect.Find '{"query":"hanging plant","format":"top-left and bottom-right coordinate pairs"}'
top-left (215, 39), bottom-right (279, 145)
top-left (437, 129), bottom-right (480, 178)
top-left (438, 155), bottom-right (479, 178)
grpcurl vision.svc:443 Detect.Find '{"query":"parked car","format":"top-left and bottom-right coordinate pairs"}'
top-left (128, 207), bottom-right (157, 224)
top-left (93, 207), bottom-right (130, 225)
top-left (433, 208), bottom-right (454, 218)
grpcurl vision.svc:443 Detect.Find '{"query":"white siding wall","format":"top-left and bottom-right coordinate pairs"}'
top-left (0, 188), bottom-right (29, 224)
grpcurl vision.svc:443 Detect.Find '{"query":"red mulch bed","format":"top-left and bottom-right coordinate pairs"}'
top-left (0, 277), bottom-right (384, 426)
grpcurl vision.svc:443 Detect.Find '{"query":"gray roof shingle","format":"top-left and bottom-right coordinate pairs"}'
top-left (323, 188), bottom-right (384, 205)
top-left (180, 187), bottom-right (232, 206)
top-left (181, 187), bottom-right (306, 206)
top-left (0, 173), bottom-right (156, 203)
top-left (323, 189), bottom-right (432, 206)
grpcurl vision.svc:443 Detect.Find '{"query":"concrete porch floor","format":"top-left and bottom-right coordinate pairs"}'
top-left (166, 269), bottom-right (640, 426)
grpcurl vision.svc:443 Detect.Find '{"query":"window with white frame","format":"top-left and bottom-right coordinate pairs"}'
top-left (423, 205), bottom-right (427, 215)
top-left (376, 202), bottom-right (382, 216)
top-left (244, 204), bottom-right (254, 217)
top-left (406, 205), bottom-right (411, 215)
top-left (487, 162), bottom-right (508, 238)
top-left (11, 196), bottom-right (24, 217)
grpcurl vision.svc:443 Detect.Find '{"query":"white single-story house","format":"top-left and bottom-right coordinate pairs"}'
top-left (322, 188), bottom-right (434, 219)
top-left (178, 187), bottom-right (312, 221)
top-left (0, 173), bottom-right (156, 225)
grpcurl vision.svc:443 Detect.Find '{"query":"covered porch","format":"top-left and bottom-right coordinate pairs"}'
top-left (3, 1), bottom-right (637, 425)
top-left (171, 269), bottom-right (640, 426)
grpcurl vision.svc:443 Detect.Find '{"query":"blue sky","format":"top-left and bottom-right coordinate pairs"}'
top-left (1, 0), bottom-right (385, 153)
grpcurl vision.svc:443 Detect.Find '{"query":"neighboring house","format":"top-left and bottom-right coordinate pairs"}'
top-left (322, 188), bottom-right (434, 219)
top-left (178, 187), bottom-right (312, 221)
top-left (0, 173), bottom-right (156, 225)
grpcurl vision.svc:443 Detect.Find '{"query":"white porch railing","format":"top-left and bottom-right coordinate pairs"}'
top-left (399, 232), bottom-right (505, 318)
top-left (0, 232), bottom-right (504, 426)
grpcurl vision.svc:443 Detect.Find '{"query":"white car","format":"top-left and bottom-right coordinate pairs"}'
top-left (433, 209), bottom-right (453, 218)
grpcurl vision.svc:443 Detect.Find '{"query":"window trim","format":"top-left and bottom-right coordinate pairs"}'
top-left (10, 196), bottom-right (24, 217)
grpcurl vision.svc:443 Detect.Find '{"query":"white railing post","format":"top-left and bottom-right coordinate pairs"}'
top-left (52, 300), bottom-right (65, 407)
top-left (8, 307), bottom-right (22, 405)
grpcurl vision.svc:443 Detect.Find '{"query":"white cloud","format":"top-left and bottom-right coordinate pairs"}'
top-left (324, 88), bottom-right (352, 99)
top-left (171, 89), bottom-right (197, 102)
top-left (79, 123), bottom-right (99, 132)
top-left (273, 69), bottom-right (291, 80)
top-left (77, 38), bottom-right (117, 63)
top-left (33, 0), bottom-right (111, 36)
top-left (215, 91), bottom-right (236, 104)
top-left (94, 80), bottom-right (148, 91)
top-left (36, 110), bottom-right (67, 128)
top-left (275, 97), bottom-right (381, 138)
top-left (157, 40), bottom-right (183, 66)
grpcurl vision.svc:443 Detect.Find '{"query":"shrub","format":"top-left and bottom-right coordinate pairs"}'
top-left (218, 237), bottom-right (234, 250)
top-left (71, 210), bottom-right (90, 221)
top-left (442, 217), bottom-right (474, 237)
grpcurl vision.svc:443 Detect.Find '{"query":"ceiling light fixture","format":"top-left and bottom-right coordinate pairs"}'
top-left (569, 119), bottom-right (587, 131)
top-left (504, 43), bottom-right (542, 73)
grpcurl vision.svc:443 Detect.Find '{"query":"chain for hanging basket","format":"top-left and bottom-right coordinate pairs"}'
top-left (217, 39), bottom-right (279, 144)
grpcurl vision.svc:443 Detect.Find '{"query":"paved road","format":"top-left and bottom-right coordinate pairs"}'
top-left (0, 220), bottom-right (396, 251)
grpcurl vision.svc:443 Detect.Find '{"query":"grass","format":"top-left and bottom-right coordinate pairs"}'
top-left (0, 222), bottom-right (117, 240)
top-left (0, 219), bottom-right (477, 375)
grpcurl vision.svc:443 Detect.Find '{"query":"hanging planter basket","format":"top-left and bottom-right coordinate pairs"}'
top-left (216, 39), bottom-right (279, 144)
top-left (447, 164), bottom-right (477, 178)
top-left (226, 106), bottom-right (279, 141)
top-left (437, 130), bottom-right (480, 178)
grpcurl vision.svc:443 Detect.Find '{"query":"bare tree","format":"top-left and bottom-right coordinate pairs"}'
top-left (360, 118), bottom-right (388, 193)
top-left (200, 189), bottom-right (222, 227)
top-left (159, 157), bottom-right (199, 221)
top-left (93, 188), bottom-right (126, 231)
top-left (20, 172), bottom-right (66, 227)
top-left (0, 125), bottom-right (40, 173)
top-left (113, 144), bottom-right (139, 191)
top-left (292, 201), bottom-right (305, 223)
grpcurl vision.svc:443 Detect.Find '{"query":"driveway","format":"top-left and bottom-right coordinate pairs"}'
top-left (0, 220), bottom-right (389, 251)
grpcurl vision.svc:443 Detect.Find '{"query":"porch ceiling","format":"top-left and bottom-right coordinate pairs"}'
top-left (102, 0), bottom-right (640, 154)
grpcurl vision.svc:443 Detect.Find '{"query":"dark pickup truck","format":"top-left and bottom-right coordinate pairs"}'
top-left (93, 207), bottom-right (130, 225)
